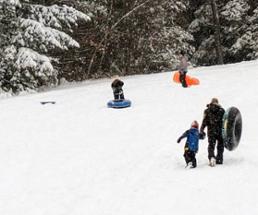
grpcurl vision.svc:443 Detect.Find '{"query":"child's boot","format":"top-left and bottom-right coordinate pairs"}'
top-left (191, 159), bottom-right (197, 168)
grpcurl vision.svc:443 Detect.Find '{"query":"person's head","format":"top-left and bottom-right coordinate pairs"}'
top-left (191, 120), bottom-right (199, 129)
top-left (210, 97), bottom-right (219, 105)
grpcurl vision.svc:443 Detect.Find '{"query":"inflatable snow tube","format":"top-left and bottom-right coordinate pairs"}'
top-left (107, 99), bottom-right (131, 109)
top-left (172, 71), bottom-right (200, 87)
top-left (222, 107), bottom-right (242, 151)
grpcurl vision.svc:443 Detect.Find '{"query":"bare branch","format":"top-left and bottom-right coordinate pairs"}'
top-left (86, 0), bottom-right (154, 77)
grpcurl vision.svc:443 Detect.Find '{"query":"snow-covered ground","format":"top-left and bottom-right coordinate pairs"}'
top-left (0, 60), bottom-right (257, 215)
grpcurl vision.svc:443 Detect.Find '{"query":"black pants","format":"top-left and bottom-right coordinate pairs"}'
top-left (208, 134), bottom-right (224, 162)
top-left (113, 89), bottom-right (124, 100)
top-left (179, 71), bottom-right (187, 88)
top-left (184, 149), bottom-right (197, 167)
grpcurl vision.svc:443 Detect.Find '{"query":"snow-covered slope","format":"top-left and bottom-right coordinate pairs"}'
top-left (0, 60), bottom-right (257, 215)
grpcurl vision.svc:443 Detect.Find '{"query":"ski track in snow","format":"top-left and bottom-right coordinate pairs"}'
top-left (0, 60), bottom-right (257, 215)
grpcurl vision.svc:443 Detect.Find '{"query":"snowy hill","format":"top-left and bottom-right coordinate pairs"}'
top-left (0, 60), bottom-right (257, 215)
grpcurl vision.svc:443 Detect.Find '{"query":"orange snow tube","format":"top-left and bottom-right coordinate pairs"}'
top-left (173, 71), bottom-right (200, 87)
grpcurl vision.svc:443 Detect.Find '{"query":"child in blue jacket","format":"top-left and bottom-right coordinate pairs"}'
top-left (177, 121), bottom-right (205, 168)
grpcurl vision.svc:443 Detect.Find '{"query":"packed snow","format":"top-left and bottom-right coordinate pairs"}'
top-left (0, 60), bottom-right (257, 215)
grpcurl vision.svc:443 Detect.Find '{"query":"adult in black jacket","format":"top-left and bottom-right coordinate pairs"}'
top-left (111, 76), bottom-right (125, 100)
top-left (200, 98), bottom-right (225, 166)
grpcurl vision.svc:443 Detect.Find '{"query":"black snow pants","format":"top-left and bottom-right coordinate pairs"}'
top-left (208, 133), bottom-right (224, 163)
top-left (179, 71), bottom-right (187, 88)
top-left (184, 149), bottom-right (197, 167)
top-left (113, 88), bottom-right (124, 100)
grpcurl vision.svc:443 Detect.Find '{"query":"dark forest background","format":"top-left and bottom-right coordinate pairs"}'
top-left (1, 0), bottom-right (257, 93)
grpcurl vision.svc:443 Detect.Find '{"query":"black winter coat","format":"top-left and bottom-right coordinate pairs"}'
top-left (200, 103), bottom-right (225, 137)
top-left (111, 79), bottom-right (124, 91)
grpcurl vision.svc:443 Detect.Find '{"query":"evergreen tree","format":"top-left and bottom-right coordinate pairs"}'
top-left (136, 0), bottom-right (195, 72)
top-left (0, 0), bottom-right (90, 93)
top-left (0, 0), bottom-right (22, 92)
top-left (1, 0), bottom-right (258, 93)
top-left (188, 1), bottom-right (220, 65)
top-left (189, 0), bottom-right (258, 65)
top-left (221, 0), bottom-right (258, 61)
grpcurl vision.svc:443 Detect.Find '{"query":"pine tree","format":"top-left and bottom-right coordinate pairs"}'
top-left (137, 0), bottom-right (195, 71)
top-left (188, 0), bottom-right (258, 65)
top-left (0, 0), bottom-right (90, 93)
top-left (0, 0), bottom-right (21, 92)
top-left (221, 0), bottom-right (258, 61)
top-left (188, 1), bottom-right (222, 65)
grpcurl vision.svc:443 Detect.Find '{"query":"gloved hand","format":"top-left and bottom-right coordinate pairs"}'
top-left (200, 131), bottom-right (206, 139)
top-left (177, 138), bottom-right (181, 143)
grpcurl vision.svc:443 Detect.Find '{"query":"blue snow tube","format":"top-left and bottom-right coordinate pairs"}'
top-left (107, 99), bottom-right (132, 108)
top-left (222, 107), bottom-right (242, 151)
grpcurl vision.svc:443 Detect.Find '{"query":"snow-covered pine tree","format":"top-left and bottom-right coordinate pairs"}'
top-left (0, 0), bottom-right (21, 92)
top-left (188, 0), bottom-right (258, 65)
top-left (188, 1), bottom-right (221, 65)
top-left (0, 0), bottom-right (91, 94)
top-left (244, 6), bottom-right (258, 59)
top-left (221, 0), bottom-right (258, 61)
top-left (145, 0), bottom-right (194, 71)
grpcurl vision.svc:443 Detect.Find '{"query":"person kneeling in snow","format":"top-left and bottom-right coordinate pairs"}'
top-left (111, 76), bottom-right (125, 100)
top-left (177, 121), bottom-right (205, 168)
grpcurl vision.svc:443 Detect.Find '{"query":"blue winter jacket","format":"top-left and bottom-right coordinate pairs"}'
top-left (178, 128), bottom-right (203, 152)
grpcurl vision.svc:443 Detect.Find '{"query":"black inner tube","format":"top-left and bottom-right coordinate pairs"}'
top-left (223, 107), bottom-right (242, 151)
top-left (234, 114), bottom-right (242, 144)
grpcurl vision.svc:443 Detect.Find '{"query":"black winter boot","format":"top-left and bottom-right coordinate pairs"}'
top-left (216, 158), bottom-right (223, 164)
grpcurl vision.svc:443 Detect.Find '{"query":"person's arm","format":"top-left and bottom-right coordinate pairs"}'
top-left (221, 107), bottom-right (225, 118)
top-left (177, 130), bottom-right (189, 143)
top-left (200, 110), bottom-right (208, 133)
top-left (219, 107), bottom-right (225, 128)
top-left (118, 80), bottom-right (124, 87)
top-left (111, 80), bottom-right (116, 88)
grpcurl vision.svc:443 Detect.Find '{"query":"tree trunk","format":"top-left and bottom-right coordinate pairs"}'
top-left (210, 0), bottom-right (223, 65)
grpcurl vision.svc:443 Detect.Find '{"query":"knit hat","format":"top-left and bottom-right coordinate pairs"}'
top-left (191, 120), bottom-right (199, 129)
